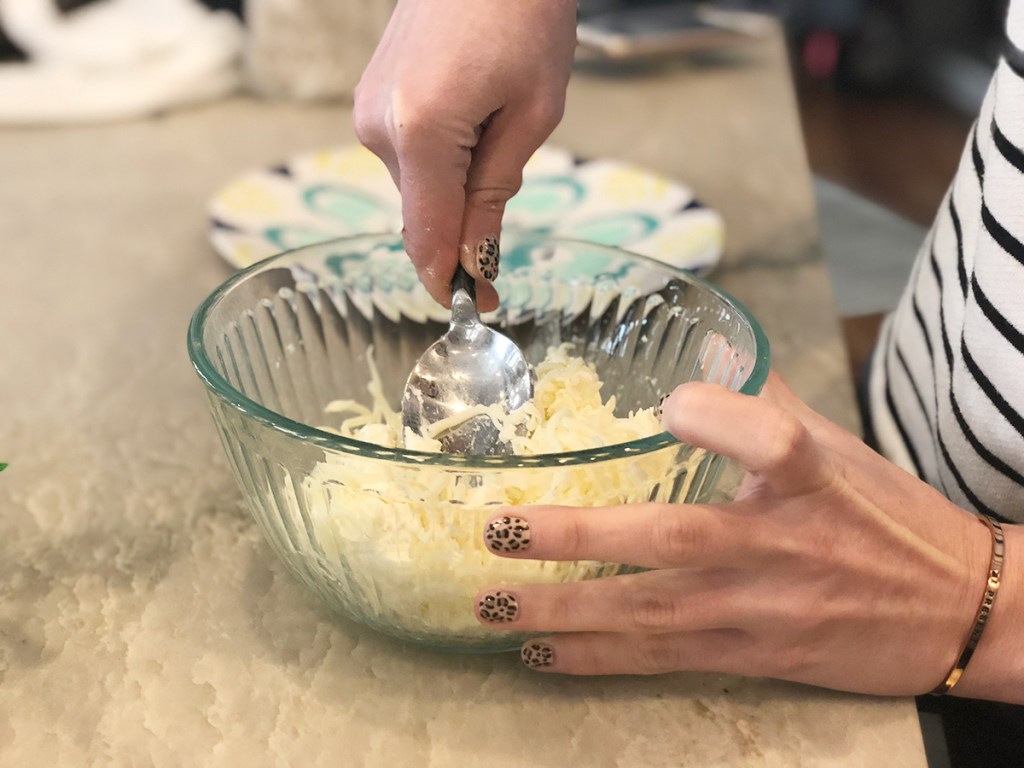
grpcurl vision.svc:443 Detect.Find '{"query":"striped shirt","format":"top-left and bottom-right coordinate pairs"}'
top-left (867, 0), bottom-right (1024, 526)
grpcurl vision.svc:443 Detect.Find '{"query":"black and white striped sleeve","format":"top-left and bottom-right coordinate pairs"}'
top-left (867, 0), bottom-right (1024, 525)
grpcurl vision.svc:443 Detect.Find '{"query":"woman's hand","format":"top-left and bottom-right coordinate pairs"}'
top-left (354, 0), bottom-right (577, 310)
top-left (476, 373), bottom-right (1024, 701)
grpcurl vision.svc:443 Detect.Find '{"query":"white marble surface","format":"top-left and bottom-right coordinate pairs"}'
top-left (0, 25), bottom-right (926, 767)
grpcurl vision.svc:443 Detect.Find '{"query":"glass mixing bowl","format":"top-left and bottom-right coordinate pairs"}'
top-left (188, 233), bottom-right (770, 651)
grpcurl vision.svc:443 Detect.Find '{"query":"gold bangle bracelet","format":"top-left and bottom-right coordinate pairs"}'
top-left (930, 514), bottom-right (1006, 696)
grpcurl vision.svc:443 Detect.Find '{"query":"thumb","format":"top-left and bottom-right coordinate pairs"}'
top-left (660, 379), bottom-right (829, 494)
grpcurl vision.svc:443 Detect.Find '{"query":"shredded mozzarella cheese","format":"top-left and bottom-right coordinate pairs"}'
top-left (296, 345), bottom-right (700, 646)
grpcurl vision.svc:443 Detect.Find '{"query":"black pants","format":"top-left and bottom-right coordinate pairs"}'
top-left (916, 695), bottom-right (1024, 767)
top-left (858, 346), bottom-right (1024, 767)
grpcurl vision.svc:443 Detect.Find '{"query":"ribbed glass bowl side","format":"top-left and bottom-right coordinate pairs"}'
top-left (188, 233), bottom-right (769, 651)
top-left (206, 393), bottom-right (719, 651)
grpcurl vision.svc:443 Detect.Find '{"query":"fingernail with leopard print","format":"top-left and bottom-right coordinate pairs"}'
top-left (475, 236), bottom-right (500, 281)
top-left (477, 590), bottom-right (519, 623)
top-left (484, 515), bottom-right (531, 553)
top-left (521, 641), bottom-right (555, 669)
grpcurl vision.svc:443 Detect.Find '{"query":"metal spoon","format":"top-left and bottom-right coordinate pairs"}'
top-left (401, 264), bottom-right (535, 455)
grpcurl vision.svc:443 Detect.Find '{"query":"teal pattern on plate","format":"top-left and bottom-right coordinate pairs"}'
top-left (207, 144), bottom-right (724, 276)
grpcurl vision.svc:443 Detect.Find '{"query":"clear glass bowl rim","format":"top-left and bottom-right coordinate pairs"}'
top-left (187, 234), bottom-right (771, 468)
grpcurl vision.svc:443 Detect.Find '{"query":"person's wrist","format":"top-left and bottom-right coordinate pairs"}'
top-left (950, 523), bottom-right (1024, 702)
top-left (928, 514), bottom-right (1004, 694)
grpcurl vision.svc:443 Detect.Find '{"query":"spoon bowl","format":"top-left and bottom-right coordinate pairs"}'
top-left (400, 265), bottom-right (536, 454)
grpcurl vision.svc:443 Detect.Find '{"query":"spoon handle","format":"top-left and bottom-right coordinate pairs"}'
top-left (451, 263), bottom-right (477, 304)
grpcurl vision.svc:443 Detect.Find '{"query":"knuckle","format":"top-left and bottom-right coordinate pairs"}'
top-left (762, 642), bottom-right (808, 679)
top-left (560, 512), bottom-right (590, 559)
top-left (352, 90), bottom-right (388, 154)
top-left (633, 635), bottom-right (682, 675)
top-left (352, 110), bottom-right (384, 152)
top-left (352, 77), bottom-right (370, 113)
top-left (805, 523), bottom-right (841, 571)
top-left (549, 590), bottom-right (578, 627)
top-left (629, 587), bottom-right (682, 632)
top-left (760, 411), bottom-right (811, 469)
top-left (388, 91), bottom-right (439, 145)
top-left (531, 94), bottom-right (566, 133)
top-left (650, 506), bottom-right (706, 565)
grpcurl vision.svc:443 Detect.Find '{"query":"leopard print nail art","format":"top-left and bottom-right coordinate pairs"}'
top-left (485, 516), bottom-right (530, 553)
top-left (656, 393), bottom-right (669, 418)
top-left (478, 590), bottom-right (519, 623)
top-left (476, 236), bottom-right (500, 281)
top-left (521, 642), bottom-right (554, 668)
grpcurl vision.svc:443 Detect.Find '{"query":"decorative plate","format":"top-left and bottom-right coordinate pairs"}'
top-left (208, 144), bottom-right (724, 274)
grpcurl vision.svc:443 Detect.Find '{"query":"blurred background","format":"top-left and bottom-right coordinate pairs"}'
top-left (581, 0), bottom-right (1006, 221)
top-left (1, 0), bottom-right (1005, 217)
top-left (575, 0), bottom-right (1007, 385)
top-left (0, 0), bottom-right (1009, 379)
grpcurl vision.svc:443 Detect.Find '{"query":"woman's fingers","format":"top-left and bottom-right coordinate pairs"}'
top-left (457, 96), bottom-right (568, 285)
top-left (517, 629), bottom-right (757, 676)
top-left (396, 100), bottom-right (564, 309)
top-left (466, 371), bottom-right (996, 697)
top-left (394, 120), bottom-right (500, 311)
top-left (516, 629), bottom-right (941, 695)
top-left (456, 114), bottom-right (531, 285)
top-left (482, 502), bottom-right (764, 569)
top-left (474, 568), bottom-right (750, 634)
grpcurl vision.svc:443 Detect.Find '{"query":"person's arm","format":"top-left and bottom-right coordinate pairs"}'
top-left (353, 0), bottom-right (577, 309)
top-left (475, 374), bottom-right (1024, 704)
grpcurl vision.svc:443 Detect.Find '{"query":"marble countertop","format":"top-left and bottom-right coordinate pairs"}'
top-left (0, 24), bottom-right (926, 767)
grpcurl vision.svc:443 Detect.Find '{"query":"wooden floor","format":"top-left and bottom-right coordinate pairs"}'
top-left (794, 78), bottom-right (973, 381)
